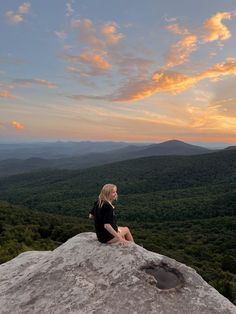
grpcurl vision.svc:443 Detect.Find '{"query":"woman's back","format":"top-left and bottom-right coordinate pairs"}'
top-left (91, 201), bottom-right (118, 243)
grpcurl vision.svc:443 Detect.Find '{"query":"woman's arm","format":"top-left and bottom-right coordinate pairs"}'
top-left (104, 224), bottom-right (126, 242)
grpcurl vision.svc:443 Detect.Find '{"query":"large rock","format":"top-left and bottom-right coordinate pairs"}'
top-left (0, 232), bottom-right (235, 314)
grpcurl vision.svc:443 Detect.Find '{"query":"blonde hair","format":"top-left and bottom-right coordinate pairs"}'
top-left (98, 184), bottom-right (117, 207)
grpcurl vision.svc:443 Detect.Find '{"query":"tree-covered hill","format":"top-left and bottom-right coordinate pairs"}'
top-left (0, 149), bottom-right (235, 219)
top-left (0, 201), bottom-right (91, 263)
top-left (0, 149), bottom-right (235, 303)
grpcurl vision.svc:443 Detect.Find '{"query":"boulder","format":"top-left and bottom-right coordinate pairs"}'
top-left (0, 232), bottom-right (235, 314)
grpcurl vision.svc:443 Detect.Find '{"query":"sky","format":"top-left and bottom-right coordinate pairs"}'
top-left (1, 0), bottom-right (236, 144)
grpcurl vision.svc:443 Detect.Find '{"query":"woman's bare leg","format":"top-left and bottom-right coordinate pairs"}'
top-left (118, 227), bottom-right (134, 242)
top-left (106, 226), bottom-right (134, 244)
top-left (107, 237), bottom-right (120, 244)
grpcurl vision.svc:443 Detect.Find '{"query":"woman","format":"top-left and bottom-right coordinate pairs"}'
top-left (89, 184), bottom-right (134, 245)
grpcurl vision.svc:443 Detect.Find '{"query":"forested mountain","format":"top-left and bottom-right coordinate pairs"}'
top-left (122, 139), bottom-right (212, 156)
top-left (0, 140), bottom-right (213, 177)
top-left (0, 149), bottom-right (235, 303)
top-left (0, 148), bottom-right (235, 218)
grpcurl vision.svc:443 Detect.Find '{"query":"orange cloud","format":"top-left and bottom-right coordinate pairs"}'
top-left (197, 58), bottom-right (236, 79)
top-left (202, 12), bottom-right (233, 42)
top-left (0, 90), bottom-right (16, 99)
top-left (62, 50), bottom-right (112, 76)
top-left (165, 23), bottom-right (189, 35)
top-left (123, 58), bottom-right (236, 101)
top-left (165, 34), bottom-right (198, 68)
top-left (164, 12), bottom-right (234, 69)
top-left (71, 58), bottom-right (236, 102)
top-left (79, 51), bottom-right (111, 70)
top-left (11, 121), bottom-right (24, 130)
top-left (101, 23), bottom-right (124, 45)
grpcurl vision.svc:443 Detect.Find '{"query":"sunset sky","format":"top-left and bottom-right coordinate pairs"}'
top-left (1, 0), bottom-right (236, 144)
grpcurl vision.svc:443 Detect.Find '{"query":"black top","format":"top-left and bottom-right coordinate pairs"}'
top-left (91, 201), bottom-right (118, 243)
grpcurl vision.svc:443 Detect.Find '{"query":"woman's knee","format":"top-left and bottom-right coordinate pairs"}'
top-left (124, 226), bottom-right (131, 234)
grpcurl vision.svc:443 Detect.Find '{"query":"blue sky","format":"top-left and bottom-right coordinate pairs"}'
top-left (1, 0), bottom-right (236, 143)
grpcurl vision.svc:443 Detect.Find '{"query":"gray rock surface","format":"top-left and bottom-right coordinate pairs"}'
top-left (0, 232), bottom-right (235, 314)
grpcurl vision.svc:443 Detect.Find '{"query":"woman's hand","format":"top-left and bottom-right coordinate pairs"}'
top-left (116, 234), bottom-right (129, 246)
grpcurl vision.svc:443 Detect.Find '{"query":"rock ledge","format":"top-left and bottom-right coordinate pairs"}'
top-left (0, 232), bottom-right (235, 314)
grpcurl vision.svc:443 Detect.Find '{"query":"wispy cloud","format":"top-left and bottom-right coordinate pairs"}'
top-left (164, 16), bottom-right (178, 23)
top-left (11, 121), bottom-right (24, 130)
top-left (66, 0), bottom-right (74, 17)
top-left (12, 79), bottom-right (57, 88)
top-left (165, 23), bottom-right (189, 35)
top-left (5, 12), bottom-right (23, 25)
top-left (18, 2), bottom-right (31, 14)
top-left (164, 34), bottom-right (198, 68)
top-left (111, 52), bottom-right (154, 78)
top-left (71, 18), bottom-right (125, 49)
top-left (187, 103), bottom-right (236, 131)
top-left (62, 50), bottom-right (111, 76)
top-left (71, 19), bottom-right (104, 50)
top-left (55, 31), bottom-right (67, 41)
top-left (69, 58), bottom-right (236, 102)
top-left (5, 2), bottom-right (31, 25)
top-left (208, 78), bottom-right (236, 118)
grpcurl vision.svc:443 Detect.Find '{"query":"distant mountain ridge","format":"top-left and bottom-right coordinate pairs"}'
top-left (0, 139), bottom-right (218, 177)
top-left (0, 141), bottom-right (130, 160)
top-left (224, 146), bottom-right (236, 150)
top-left (123, 139), bottom-right (212, 157)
